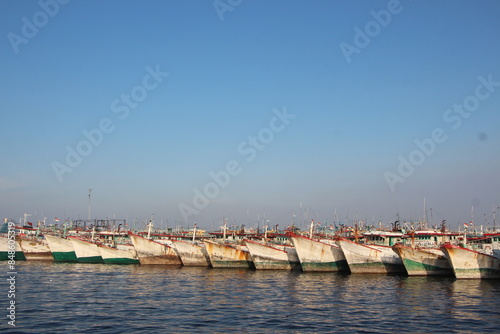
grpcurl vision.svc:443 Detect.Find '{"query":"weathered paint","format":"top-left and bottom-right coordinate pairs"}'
top-left (18, 237), bottom-right (53, 261)
top-left (245, 240), bottom-right (301, 270)
top-left (392, 244), bottom-right (452, 276)
top-left (290, 236), bottom-right (348, 272)
top-left (0, 236), bottom-right (26, 261)
top-left (171, 240), bottom-right (211, 267)
top-left (99, 245), bottom-right (140, 265)
top-left (441, 244), bottom-right (500, 279)
top-left (44, 234), bottom-right (78, 262)
top-left (337, 238), bottom-right (406, 274)
top-left (203, 240), bottom-right (253, 269)
top-left (129, 233), bottom-right (182, 265)
top-left (69, 237), bottom-right (104, 263)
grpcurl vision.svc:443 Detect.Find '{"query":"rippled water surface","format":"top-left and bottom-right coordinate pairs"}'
top-left (3, 262), bottom-right (500, 333)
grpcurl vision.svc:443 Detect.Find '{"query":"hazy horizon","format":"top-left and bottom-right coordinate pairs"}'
top-left (1, 0), bottom-right (499, 231)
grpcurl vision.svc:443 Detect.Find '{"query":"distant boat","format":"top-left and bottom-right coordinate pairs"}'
top-left (289, 235), bottom-right (348, 272)
top-left (0, 235), bottom-right (26, 261)
top-left (128, 232), bottom-right (182, 265)
top-left (203, 239), bottom-right (253, 269)
top-left (392, 244), bottom-right (452, 276)
top-left (68, 237), bottom-right (104, 263)
top-left (441, 243), bottom-right (500, 279)
top-left (98, 244), bottom-right (139, 265)
top-left (244, 239), bottom-right (301, 270)
top-left (44, 234), bottom-right (78, 262)
top-left (17, 236), bottom-right (53, 261)
top-left (171, 239), bottom-right (210, 267)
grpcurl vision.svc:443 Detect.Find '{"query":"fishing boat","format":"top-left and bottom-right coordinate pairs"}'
top-left (392, 243), bottom-right (452, 276)
top-left (203, 239), bottom-right (253, 268)
top-left (244, 239), bottom-right (301, 270)
top-left (0, 235), bottom-right (26, 261)
top-left (98, 244), bottom-right (139, 264)
top-left (337, 235), bottom-right (406, 274)
top-left (68, 236), bottom-right (104, 263)
top-left (45, 234), bottom-right (78, 262)
top-left (17, 236), bottom-right (53, 261)
top-left (128, 232), bottom-right (182, 265)
top-left (289, 235), bottom-right (348, 272)
top-left (171, 239), bottom-right (211, 267)
top-left (441, 243), bottom-right (500, 279)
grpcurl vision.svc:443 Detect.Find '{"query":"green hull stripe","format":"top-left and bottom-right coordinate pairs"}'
top-left (103, 258), bottom-right (140, 265)
top-left (52, 251), bottom-right (78, 262)
top-left (77, 256), bottom-right (104, 263)
top-left (403, 258), bottom-right (451, 275)
top-left (349, 261), bottom-right (406, 273)
top-left (0, 251), bottom-right (26, 261)
top-left (301, 260), bottom-right (349, 272)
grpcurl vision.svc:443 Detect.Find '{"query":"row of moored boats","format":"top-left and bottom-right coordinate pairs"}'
top-left (2, 222), bottom-right (500, 279)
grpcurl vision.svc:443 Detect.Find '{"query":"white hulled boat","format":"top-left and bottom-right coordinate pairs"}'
top-left (337, 230), bottom-right (406, 274)
top-left (0, 235), bottom-right (26, 261)
top-left (203, 239), bottom-right (253, 268)
top-left (289, 235), bottom-right (348, 272)
top-left (45, 234), bottom-right (78, 262)
top-left (128, 232), bottom-right (182, 265)
top-left (441, 242), bottom-right (500, 279)
top-left (69, 237), bottom-right (104, 263)
top-left (391, 228), bottom-right (459, 276)
top-left (392, 244), bottom-right (452, 276)
top-left (99, 244), bottom-right (139, 264)
top-left (171, 239), bottom-right (210, 267)
top-left (244, 239), bottom-right (300, 270)
top-left (18, 237), bottom-right (53, 261)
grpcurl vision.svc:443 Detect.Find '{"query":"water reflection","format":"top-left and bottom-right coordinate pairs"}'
top-left (12, 263), bottom-right (500, 333)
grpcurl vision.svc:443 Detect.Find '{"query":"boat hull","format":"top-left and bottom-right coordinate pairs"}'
top-left (441, 244), bottom-right (500, 279)
top-left (69, 237), bottom-right (104, 263)
top-left (0, 236), bottom-right (26, 261)
top-left (203, 240), bottom-right (253, 268)
top-left (245, 240), bottom-right (301, 270)
top-left (18, 237), bottom-right (53, 261)
top-left (392, 244), bottom-right (451, 276)
top-left (99, 245), bottom-right (140, 265)
top-left (129, 233), bottom-right (182, 265)
top-left (171, 240), bottom-right (211, 267)
top-left (44, 235), bottom-right (78, 262)
top-left (337, 239), bottom-right (405, 274)
top-left (290, 236), bottom-right (348, 272)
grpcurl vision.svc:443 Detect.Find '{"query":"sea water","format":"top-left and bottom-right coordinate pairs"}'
top-left (2, 262), bottom-right (500, 333)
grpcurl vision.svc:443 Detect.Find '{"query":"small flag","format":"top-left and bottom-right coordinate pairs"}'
top-left (55, 218), bottom-right (60, 222)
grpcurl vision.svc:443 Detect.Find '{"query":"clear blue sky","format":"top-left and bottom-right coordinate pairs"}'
top-left (1, 0), bottom-right (499, 231)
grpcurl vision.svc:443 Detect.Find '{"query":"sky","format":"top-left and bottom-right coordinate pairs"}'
top-left (1, 0), bottom-right (499, 232)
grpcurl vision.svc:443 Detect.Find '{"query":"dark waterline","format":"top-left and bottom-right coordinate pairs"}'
top-left (2, 262), bottom-right (500, 333)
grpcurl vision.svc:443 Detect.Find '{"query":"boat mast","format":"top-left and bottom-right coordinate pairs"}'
top-left (493, 206), bottom-right (498, 232)
top-left (146, 217), bottom-right (153, 239)
top-left (88, 188), bottom-right (92, 220)
top-left (423, 198), bottom-right (427, 230)
top-left (309, 219), bottom-right (314, 239)
top-left (471, 205), bottom-right (474, 225)
top-left (223, 218), bottom-right (227, 240)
